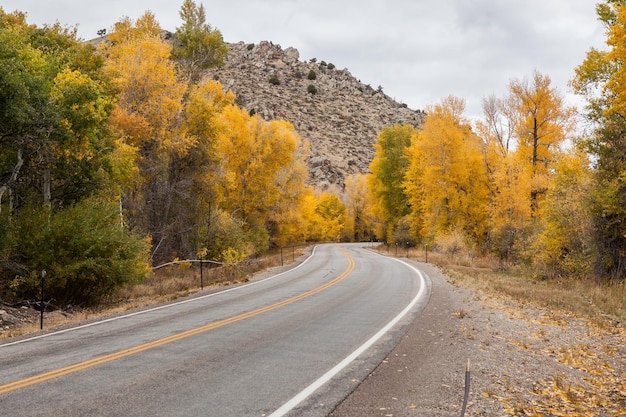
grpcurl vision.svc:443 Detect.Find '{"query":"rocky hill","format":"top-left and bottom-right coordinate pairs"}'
top-left (204, 41), bottom-right (425, 189)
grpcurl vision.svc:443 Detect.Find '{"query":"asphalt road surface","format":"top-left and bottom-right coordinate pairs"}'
top-left (0, 243), bottom-right (430, 416)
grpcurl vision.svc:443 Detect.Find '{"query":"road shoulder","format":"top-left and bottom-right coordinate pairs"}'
top-left (331, 259), bottom-right (626, 416)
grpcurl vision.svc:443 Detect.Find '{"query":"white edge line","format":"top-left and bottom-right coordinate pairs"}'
top-left (268, 254), bottom-right (427, 417)
top-left (0, 246), bottom-right (319, 348)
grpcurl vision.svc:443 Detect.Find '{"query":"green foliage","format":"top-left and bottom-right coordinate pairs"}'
top-left (368, 125), bottom-right (415, 242)
top-left (307, 69), bottom-right (317, 80)
top-left (174, 0), bottom-right (228, 80)
top-left (269, 75), bottom-right (280, 85)
top-left (327, 63), bottom-right (335, 70)
top-left (247, 43), bottom-right (255, 51)
top-left (2, 198), bottom-right (149, 307)
top-left (572, 1), bottom-right (626, 280)
top-left (307, 84), bottom-right (317, 94)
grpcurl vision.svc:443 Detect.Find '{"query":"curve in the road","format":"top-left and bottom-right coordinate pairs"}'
top-left (268, 254), bottom-right (427, 417)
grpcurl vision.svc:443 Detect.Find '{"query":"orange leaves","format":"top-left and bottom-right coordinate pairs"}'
top-left (102, 27), bottom-right (186, 156)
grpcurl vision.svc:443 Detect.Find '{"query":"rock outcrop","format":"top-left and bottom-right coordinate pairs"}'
top-left (205, 41), bottom-right (425, 189)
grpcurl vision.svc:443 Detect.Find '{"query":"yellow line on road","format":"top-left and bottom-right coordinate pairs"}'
top-left (0, 248), bottom-right (355, 395)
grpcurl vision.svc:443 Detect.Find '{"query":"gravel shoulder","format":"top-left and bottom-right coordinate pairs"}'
top-left (331, 259), bottom-right (626, 417)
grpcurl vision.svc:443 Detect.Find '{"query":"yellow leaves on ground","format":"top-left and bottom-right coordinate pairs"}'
top-left (500, 321), bottom-right (626, 417)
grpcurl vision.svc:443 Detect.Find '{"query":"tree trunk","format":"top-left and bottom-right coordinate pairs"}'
top-left (0, 148), bottom-right (24, 214)
top-left (43, 167), bottom-right (51, 209)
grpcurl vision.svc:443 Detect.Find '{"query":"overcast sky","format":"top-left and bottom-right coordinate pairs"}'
top-left (1, 0), bottom-right (607, 121)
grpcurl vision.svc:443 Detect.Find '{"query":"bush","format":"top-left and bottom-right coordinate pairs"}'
top-left (3, 198), bottom-right (150, 307)
top-left (307, 69), bottom-right (317, 80)
top-left (247, 43), bottom-right (255, 50)
top-left (269, 75), bottom-right (280, 85)
top-left (327, 63), bottom-right (335, 70)
top-left (307, 84), bottom-right (317, 94)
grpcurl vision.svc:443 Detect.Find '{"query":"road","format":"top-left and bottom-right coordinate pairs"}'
top-left (0, 244), bottom-right (430, 417)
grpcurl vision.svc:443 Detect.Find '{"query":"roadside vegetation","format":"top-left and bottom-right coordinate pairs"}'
top-left (1, 0), bottom-right (626, 341)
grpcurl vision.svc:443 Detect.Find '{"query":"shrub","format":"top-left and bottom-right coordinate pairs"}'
top-left (247, 43), bottom-right (255, 50)
top-left (269, 75), bottom-right (280, 85)
top-left (307, 69), bottom-right (317, 80)
top-left (307, 84), bottom-right (317, 94)
top-left (327, 63), bottom-right (335, 70)
top-left (3, 198), bottom-right (150, 307)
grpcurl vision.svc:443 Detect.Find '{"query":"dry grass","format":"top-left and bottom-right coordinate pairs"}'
top-left (377, 244), bottom-right (626, 324)
top-left (1, 245), bottom-right (307, 339)
top-left (113, 246), bottom-right (305, 305)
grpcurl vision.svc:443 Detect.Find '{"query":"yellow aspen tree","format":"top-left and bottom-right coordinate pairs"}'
top-left (344, 174), bottom-right (374, 241)
top-left (102, 34), bottom-right (187, 155)
top-left (508, 71), bottom-right (576, 215)
top-left (176, 80), bottom-right (236, 256)
top-left (216, 106), bottom-right (299, 234)
top-left (100, 13), bottom-right (191, 262)
top-left (487, 154), bottom-right (533, 261)
top-left (268, 139), bottom-right (312, 247)
top-left (300, 191), bottom-right (323, 242)
top-left (405, 96), bottom-right (490, 249)
top-left (315, 192), bottom-right (347, 242)
top-left (533, 149), bottom-right (593, 278)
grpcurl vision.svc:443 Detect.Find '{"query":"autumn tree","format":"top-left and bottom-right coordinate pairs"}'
top-left (572, 0), bottom-right (626, 279)
top-left (216, 106), bottom-right (308, 254)
top-left (508, 71), bottom-right (576, 215)
top-left (479, 73), bottom-right (575, 262)
top-left (315, 192), bottom-right (347, 242)
top-left (533, 149), bottom-right (594, 278)
top-left (344, 174), bottom-right (375, 241)
top-left (267, 139), bottom-right (311, 248)
top-left (404, 96), bottom-right (490, 250)
top-left (100, 13), bottom-right (189, 262)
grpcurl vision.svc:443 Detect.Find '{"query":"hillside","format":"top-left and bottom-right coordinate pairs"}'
top-left (204, 41), bottom-right (425, 189)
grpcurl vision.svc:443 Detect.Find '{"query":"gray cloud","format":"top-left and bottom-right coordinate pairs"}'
top-left (1, 0), bottom-right (606, 121)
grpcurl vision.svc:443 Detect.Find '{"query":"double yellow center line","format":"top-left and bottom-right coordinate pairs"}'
top-left (0, 248), bottom-right (355, 395)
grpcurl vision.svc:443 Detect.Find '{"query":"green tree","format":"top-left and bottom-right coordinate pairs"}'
top-left (175, 0), bottom-right (228, 81)
top-left (572, 1), bottom-right (626, 279)
top-left (368, 125), bottom-right (415, 242)
top-left (5, 197), bottom-right (149, 307)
